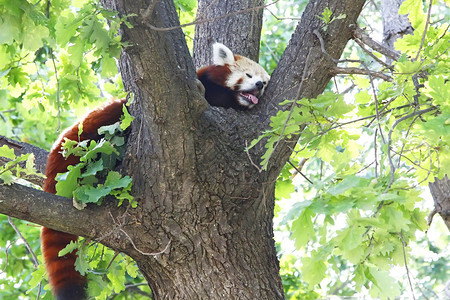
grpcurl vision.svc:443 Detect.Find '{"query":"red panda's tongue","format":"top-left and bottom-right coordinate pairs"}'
top-left (241, 92), bottom-right (259, 104)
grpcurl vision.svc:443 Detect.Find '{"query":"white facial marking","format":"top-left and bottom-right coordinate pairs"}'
top-left (226, 56), bottom-right (270, 93)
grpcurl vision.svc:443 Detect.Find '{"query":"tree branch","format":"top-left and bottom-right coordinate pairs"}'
top-left (333, 66), bottom-right (393, 81)
top-left (0, 183), bottom-right (115, 240)
top-left (351, 25), bottom-right (402, 61)
top-left (0, 135), bottom-right (48, 187)
top-left (0, 135), bottom-right (48, 175)
top-left (428, 175), bottom-right (450, 230)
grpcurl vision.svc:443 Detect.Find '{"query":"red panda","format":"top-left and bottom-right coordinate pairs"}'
top-left (42, 44), bottom-right (269, 300)
top-left (41, 98), bottom-right (126, 300)
top-left (197, 43), bottom-right (270, 110)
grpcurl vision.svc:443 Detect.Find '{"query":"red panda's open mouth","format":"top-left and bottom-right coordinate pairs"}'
top-left (239, 90), bottom-right (260, 105)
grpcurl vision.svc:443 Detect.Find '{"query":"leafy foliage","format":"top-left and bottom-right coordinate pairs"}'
top-left (0, 0), bottom-right (146, 298)
top-left (0, 145), bottom-right (43, 185)
top-left (0, 0), bottom-right (128, 149)
top-left (55, 108), bottom-right (135, 208)
top-left (261, 1), bottom-right (450, 299)
top-left (316, 7), bottom-right (346, 31)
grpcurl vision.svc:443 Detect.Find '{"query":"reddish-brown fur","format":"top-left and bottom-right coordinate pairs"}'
top-left (42, 98), bottom-right (127, 300)
top-left (196, 65), bottom-right (231, 87)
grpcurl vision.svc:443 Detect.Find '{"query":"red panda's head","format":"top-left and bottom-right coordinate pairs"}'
top-left (197, 43), bottom-right (270, 110)
top-left (212, 43), bottom-right (270, 109)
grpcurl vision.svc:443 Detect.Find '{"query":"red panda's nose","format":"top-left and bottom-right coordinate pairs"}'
top-left (256, 81), bottom-right (263, 90)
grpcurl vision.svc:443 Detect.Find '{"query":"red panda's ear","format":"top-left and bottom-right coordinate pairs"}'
top-left (212, 43), bottom-right (235, 66)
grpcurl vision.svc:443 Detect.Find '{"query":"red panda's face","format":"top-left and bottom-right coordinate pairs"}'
top-left (212, 43), bottom-right (270, 109)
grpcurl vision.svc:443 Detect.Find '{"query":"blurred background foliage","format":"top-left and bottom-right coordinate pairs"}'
top-left (0, 0), bottom-right (448, 299)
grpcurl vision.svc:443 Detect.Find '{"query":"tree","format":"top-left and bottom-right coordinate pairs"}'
top-left (0, 0), bottom-right (449, 299)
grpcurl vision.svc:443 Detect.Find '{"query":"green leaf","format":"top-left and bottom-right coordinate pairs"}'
top-left (100, 54), bottom-right (118, 77)
top-left (381, 206), bottom-right (411, 232)
top-left (82, 158), bottom-right (104, 177)
top-left (0, 15), bottom-right (20, 45)
top-left (291, 208), bottom-right (315, 249)
top-left (104, 171), bottom-right (132, 190)
top-left (107, 262), bottom-right (126, 293)
top-left (327, 175), bottom-right (360, 196)
top-left (28, 264), bottom-right (47, 290)
top-left (98, 122), bottom-right (121, 136)
top-left (369, 267), bottom-right (401, 299)
top-left (301, 255), bottom-right (326, 286)
top-left (275, 179), bottom-right (295, 200)
top-left (22, 24), bottom-right (49, 51)
top-left (58, 240), bottom-right (79, 257)
top-left (81, 139), bottom-right (118, 162)
top-left (125, 258), bottom-right (139, 278)
top-left (120, 104), bottom-right (134, 130)
top-left (74, 244), bottom-right (90, 276)
top-left (0, 145), bottom-right (16, 159)
top-left (55, 164), bottom-right (83, 198)
top-left (398, 0), bottom-right (425, 29)
top-left (67, 41), bottom-right (85, 67)
top-left (55, 13), bottom-right (79, 45)
top-left (424, 76), bottom-right (449, 106)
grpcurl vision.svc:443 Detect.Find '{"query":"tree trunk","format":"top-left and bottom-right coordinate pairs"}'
top-left (429, 176), bottom-right (450, 230)
top-left (193, 0), bottom-right (264, 67)
top-left (381, 0), bottom-right (413, 55)
top-left (0, 0), bottom-right (367, 298)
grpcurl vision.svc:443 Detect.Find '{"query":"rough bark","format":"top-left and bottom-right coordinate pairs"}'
top-left (0, 183), bottom-right (117, 240)
top-left (381, 0), bottom-right (450, 231)
top-left (429, 176), bottom-right (450, 230)
top-left (381, 0), bottom-right (413, 55)
top-left (0, 0), bottom-right (367, 298)
top-left (193, 0), bottom-right (264, 67)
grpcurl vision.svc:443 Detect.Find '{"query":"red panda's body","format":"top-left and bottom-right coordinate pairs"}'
top-left (42, 98), bottom-right (126, 300)
top-left (42, 43), bottom-right (269, 300)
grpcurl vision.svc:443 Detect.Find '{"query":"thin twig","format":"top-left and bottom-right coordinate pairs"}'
top-left (374, 128), bottom-right (378, 178)
top-left (385, 106), bottom-right (438, 190)
top-left (8, 217), bottom-right (42, 300)
top-left (350, 25), bottom-right (401, 61)
top-left (288, 160), bottom-right (313, 184)
top-left (313, 29), bottom-right (387, 144)
top-left (414, 0), bottom-right (433, 61)
top-left (105, 251), bottom-right (120, 271)
top-left (0, 240), bottom-right (14, 274)
top-left (245, 140), bottom-right (264, 173)
top-left (107, 210), bottom-right (171, 257)
top-left (8, 217), bottom-right (39, 267)
top-left (353, 37), bottom-right (394, 69)
top-left (261, 39), bottom-right (280, 64)
top-left (427, 208), bottom-right (437, 227)
top-left (266, 7), bottom-right (302, 21)
top-left (260, 48), bottom-right (313, 170)
top-left (49, 48), bottom-right (61, 132)
top-left (399, 233), bottom-right (416, 300)
top-left (340, 83), bottom-right (356, 95)
top-left (333, 66), bottom-right (392, 81)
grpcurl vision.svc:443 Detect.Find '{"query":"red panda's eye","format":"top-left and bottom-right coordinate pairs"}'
top-left (246, 73), bottom-right (252, 78)
top-left (263, 81), bottom-right (267, 85)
